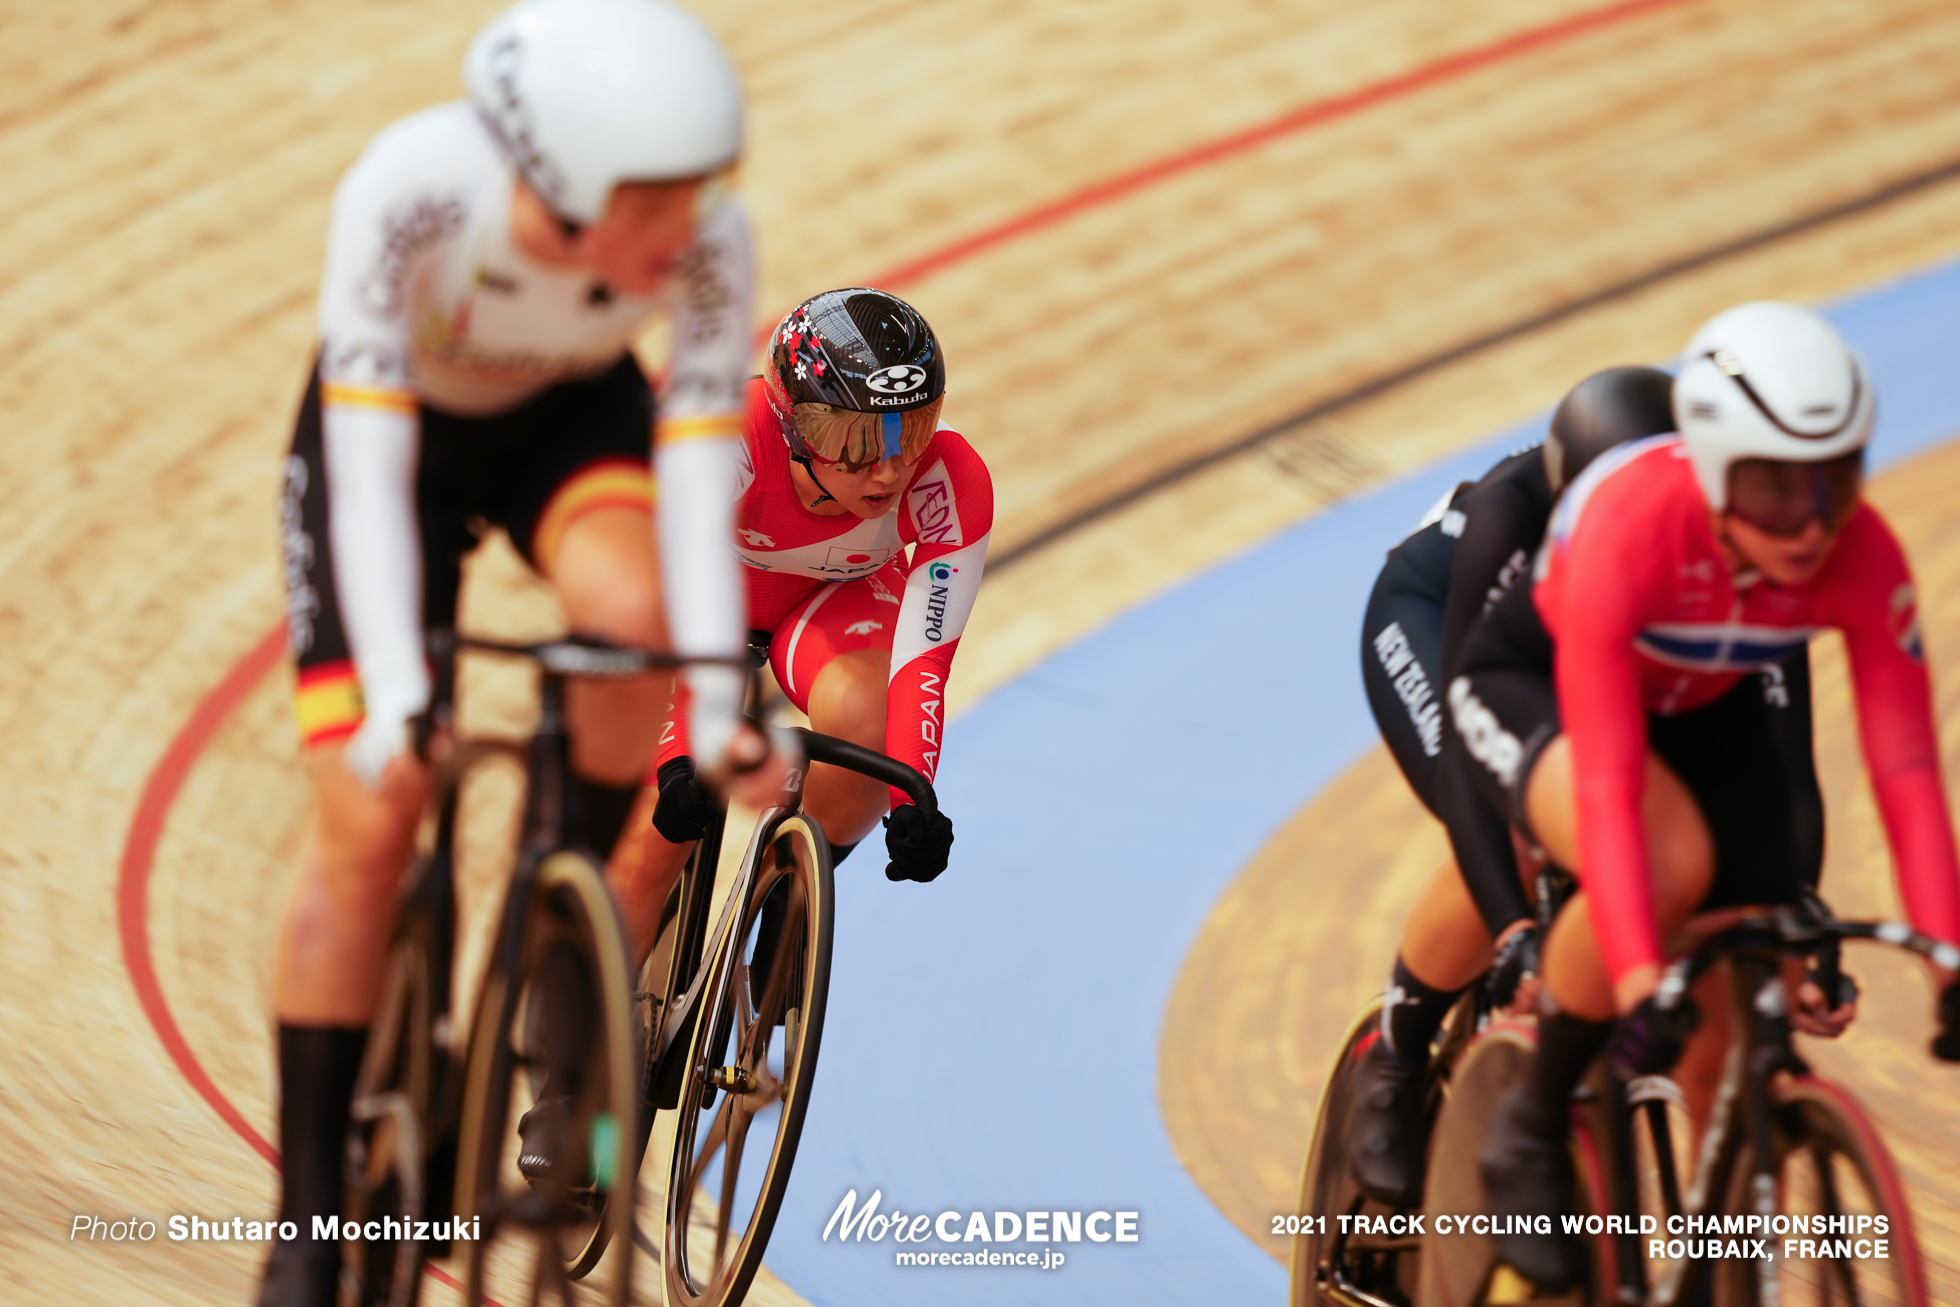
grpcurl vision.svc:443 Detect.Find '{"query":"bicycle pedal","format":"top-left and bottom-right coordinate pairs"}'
top-left (707, 1065), bottom-right (759, 1094)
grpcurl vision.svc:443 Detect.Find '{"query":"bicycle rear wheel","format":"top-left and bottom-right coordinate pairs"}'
top-left (665, 812), bottom-right (833, 1307)
top-left (340, 913), bottom-right (439, 1307)
top-left (454, 849), bottom-right (638, 1307)
top-left (1714, 1076), bottom-right (1927, 1307)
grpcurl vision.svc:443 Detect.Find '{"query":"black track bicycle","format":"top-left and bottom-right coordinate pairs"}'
top-left (338, 630), bottom-right (719, 1307)
top-left (338, 629), bottom-right (939, 1307)
top-left (623, 638), bottom-right (939, 1307)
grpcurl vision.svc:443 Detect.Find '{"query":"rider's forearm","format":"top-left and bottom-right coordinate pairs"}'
top-left (1873, 763), bottom-right (1960, 948)
top-left (320, 400), bottom-right (429, 721)
top-left (655, 432), bottom-right (746, 768)
top-left (884, 534), bottom-right (989, 807)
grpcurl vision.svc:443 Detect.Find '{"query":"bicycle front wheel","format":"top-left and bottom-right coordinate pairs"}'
top-left (340, 912), bottom-right (440, 1307)
top-left (1291, 998), bottom-right (1392, 1306)
top-left (665, 811), bottom-right (833, 1307)
top-left (453, 849), bottom-right (639, 1307)
top-left (1714, 1075), bottom-right (1927, 1307)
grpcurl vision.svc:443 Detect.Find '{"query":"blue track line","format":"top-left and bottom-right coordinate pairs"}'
top-left (758, 256), bottom-right (1960, 1305)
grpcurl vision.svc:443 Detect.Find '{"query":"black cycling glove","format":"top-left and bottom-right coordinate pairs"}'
top-left (1608, 992), bottom-right (1701, 1079)
top-left (1933, 979), bottom-right (1960, 1063)
top-left (883, 804), bottom-right (953, 883)
top-left (651, 756), bottom-right (716, 845)
top-left (1486, 922), bottom-right (1541, 1010)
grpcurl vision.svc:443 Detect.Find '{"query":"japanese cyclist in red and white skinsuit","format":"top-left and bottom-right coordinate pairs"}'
top-left (261, 2), bottom-right (783, 1301)
top-left (608, 287), bottom-right (987, 963)
top-left (1449, 302), bottom-right (1960, 1290)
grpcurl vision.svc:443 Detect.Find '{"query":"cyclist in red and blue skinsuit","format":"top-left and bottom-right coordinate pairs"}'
top-left (1448, 302), bottom-right (1960, 1291)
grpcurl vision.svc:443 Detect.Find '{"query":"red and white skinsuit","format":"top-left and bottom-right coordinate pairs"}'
top-left (1537, 435), bottom-right (1960, 984)
top-left (658, 379), bottom-right (994, 810)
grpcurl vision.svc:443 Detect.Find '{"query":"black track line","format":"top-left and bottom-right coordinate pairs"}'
top-left (991, 153), bottom-right (1960, 571)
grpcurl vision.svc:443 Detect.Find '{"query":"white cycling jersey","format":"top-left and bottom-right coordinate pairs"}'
top-left (315, 101), bottom-right (751, 761)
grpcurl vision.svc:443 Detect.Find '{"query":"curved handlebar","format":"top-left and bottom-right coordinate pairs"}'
top-left (426, 628), bottom-right (747, 677)
top-left (792, 728), bottom-right (938, 818)
top-left (1658, 904), bottom-right (1960, 1011)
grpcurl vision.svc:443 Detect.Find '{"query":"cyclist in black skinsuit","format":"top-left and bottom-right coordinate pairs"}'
top-left (1346, 366), bottom-right (1825, 1208)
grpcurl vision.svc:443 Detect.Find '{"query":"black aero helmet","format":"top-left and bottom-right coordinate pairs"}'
top-left (1544, 365), bottom-right (1677, 494)
top-left (764, 287), bottom-right (946, 471)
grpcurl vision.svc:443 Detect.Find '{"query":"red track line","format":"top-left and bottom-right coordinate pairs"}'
top-left (118, 0), bottom-right (1693, 1213)
top-left (742, 0), bottom-right (1698, 348)
top-left (117, 624), bottom-right (288, 1166)
top-left (862, 0), bottom-right (1700, 291)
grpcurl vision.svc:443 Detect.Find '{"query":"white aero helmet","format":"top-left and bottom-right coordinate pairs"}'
top-left (1672, 301), bottom-right (1874, 512)
top-left (466, 0), bottom-right (743, 226)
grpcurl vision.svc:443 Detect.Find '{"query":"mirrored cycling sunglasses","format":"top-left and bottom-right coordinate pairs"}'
top-left (791, 396), bottom-right (943, 473)
top-left (1724, 449), bottom-right (1864, 538)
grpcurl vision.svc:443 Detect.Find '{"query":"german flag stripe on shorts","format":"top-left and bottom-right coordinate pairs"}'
top-left (295, 660), bottom-right (365, 746)
top-left (532, 456), bottom-right (657, 575)
top-left (321, 382), bottom-right (418, 414)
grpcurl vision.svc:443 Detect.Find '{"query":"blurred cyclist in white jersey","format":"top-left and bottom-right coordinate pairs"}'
top-left (263, 1), bottom-right (779, 1299)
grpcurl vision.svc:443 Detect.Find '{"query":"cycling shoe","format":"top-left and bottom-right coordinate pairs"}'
top-left (516, 1092), bottom-right (582, 1186)
top-left (1345, 1040), bottom-right (1428, 1208)
top-left (1477, 1085), bottom-right (1586, 1293)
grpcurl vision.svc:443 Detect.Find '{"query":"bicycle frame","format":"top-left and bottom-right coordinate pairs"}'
top-left (1593, 906), bottom-right (1954, 1306)
top-left (644, 726), bottom-right (940, 1111)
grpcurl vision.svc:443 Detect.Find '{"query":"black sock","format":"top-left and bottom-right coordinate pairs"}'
top-left (830, 840), bottom-right (859, 868)
top-left (1522, 1012), bottom-right (1613, 1126)
top-left (1380, 956), bottom-right (1464, 1067)
top-left (572, 774), bottom-right (640, 859)
top-left (274, 1025), bottom-right (367, 1246)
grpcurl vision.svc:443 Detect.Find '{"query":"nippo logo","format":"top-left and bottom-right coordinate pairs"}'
top-left (866, 364), bottom-right (928, 395)
top-left (929, 563), bottom-right (956, 582)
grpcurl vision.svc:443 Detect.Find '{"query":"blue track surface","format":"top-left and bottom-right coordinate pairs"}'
top-left (758, 258), bottom-right (1960, 1305)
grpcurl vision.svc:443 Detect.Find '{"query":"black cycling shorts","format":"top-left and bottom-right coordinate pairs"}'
top-left (1449, 579), bottom-right (1824, 907)
top-left (281, 355), bottom-right (655, 744)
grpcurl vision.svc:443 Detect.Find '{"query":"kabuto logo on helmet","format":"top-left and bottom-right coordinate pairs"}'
top-left (866, 365), bottom-right (927, 395)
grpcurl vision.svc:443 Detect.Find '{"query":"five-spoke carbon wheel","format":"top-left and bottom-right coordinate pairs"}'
top-left (665, 812), bottom-right (834, 1307)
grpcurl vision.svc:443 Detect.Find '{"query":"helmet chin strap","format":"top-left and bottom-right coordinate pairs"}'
top-left (792, 454), bottom-right (838, 507)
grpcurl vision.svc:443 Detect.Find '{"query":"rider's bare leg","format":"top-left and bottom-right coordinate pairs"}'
top-left (1396, 858), bottom-right (1495, 991)
top-left (274, 744), bottom-right (429, 1022)
top-left (801, 647), bottom-right (892, 848)
top-left (608, 801), bottom-right (693, 967)
top-left (550, 505), bottom-right (673, 860)
top-left (1526, 737), bottom-right (1715, 1020)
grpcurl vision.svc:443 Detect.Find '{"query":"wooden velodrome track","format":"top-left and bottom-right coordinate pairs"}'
top-left (9, 0), bottom-right (1960, 1302)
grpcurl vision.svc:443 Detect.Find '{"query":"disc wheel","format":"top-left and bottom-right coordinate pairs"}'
top-left (1714, 1076), bottom-right (1927, 1307)
top-left (454, 849), bottom-right (639, 1307)
top-left (665, 812), bottom-right (833, 1307)
top-left (340, 916), bottom-right (437, 1307)
top-left (1291, 997), bottom-right (1423, 1307)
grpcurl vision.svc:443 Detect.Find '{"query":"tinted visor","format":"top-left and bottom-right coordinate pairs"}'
top-left (1724, 450), bottom-right (1863, 537)
top-left (790, 397), bottom-right (943, 472)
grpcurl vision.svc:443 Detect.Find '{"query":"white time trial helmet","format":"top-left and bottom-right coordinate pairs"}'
top-left (1673, 301), bottom-right (1873, 514)
top-left (466, 0), bottom-right (743, 226)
